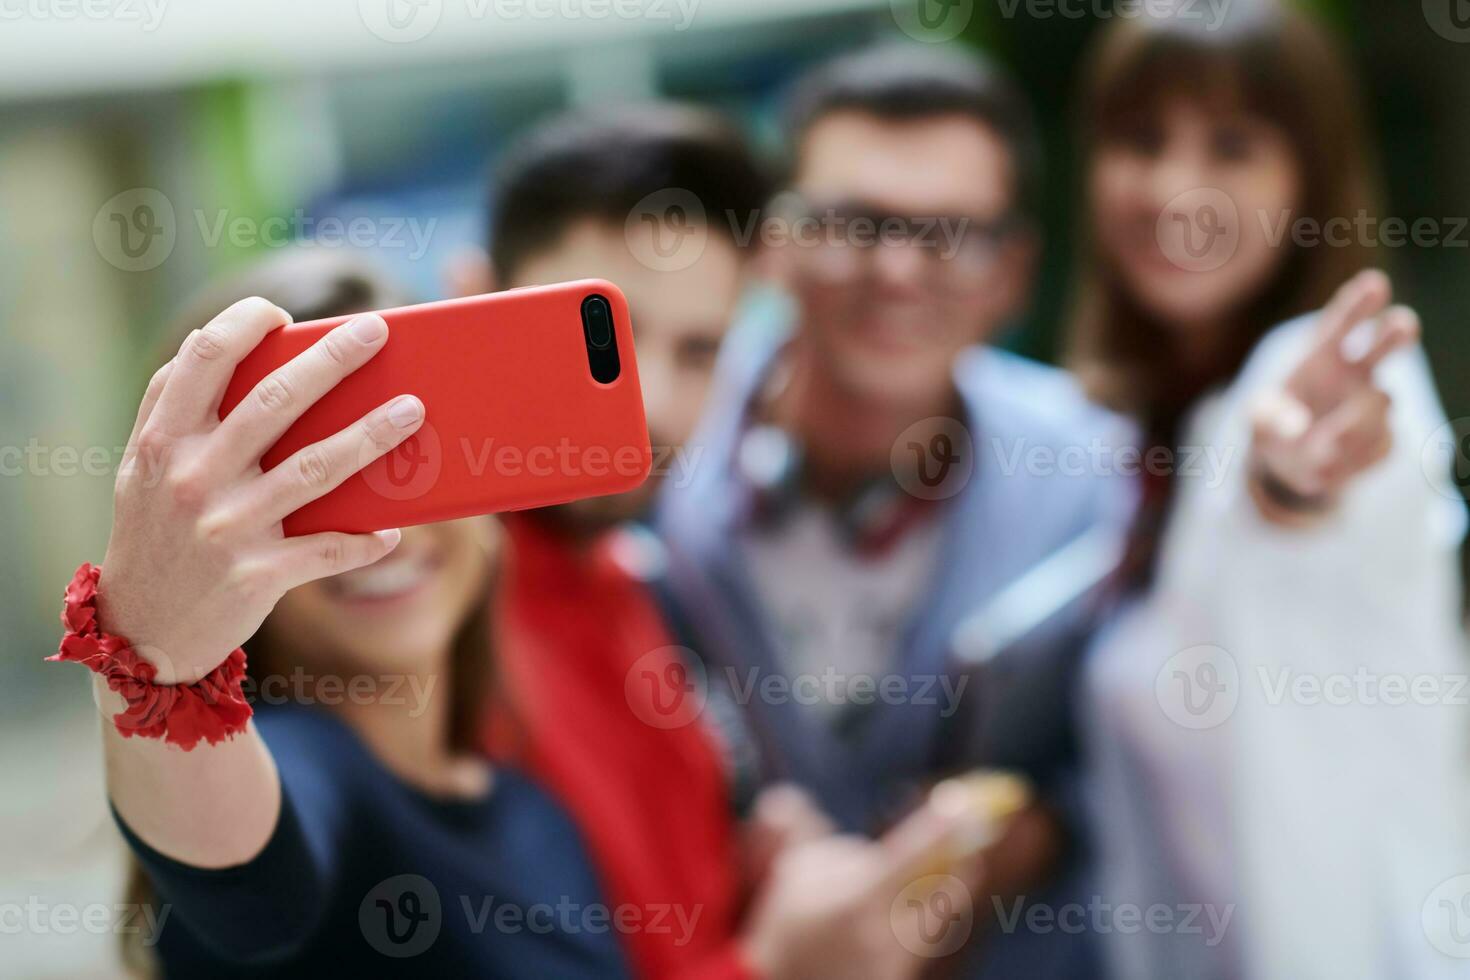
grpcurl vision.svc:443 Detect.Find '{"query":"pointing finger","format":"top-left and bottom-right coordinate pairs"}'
top-left (1312, 269), bottom-right (1392, 361)
top-left (1352, 304), bottom-right (1419, 374)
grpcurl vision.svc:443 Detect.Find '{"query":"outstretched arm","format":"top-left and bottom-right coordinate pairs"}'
top-left (89, 296), bottom-right (421, 868)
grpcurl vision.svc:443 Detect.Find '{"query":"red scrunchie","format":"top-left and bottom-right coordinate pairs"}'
top-left (48, 563), bottom-right (253, 750)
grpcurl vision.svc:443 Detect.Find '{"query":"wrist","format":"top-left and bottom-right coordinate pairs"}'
top-left (1247, 460), bottom-right (1334, 526)
top-left (50, 562), bottom-right (252, 749)
top-left (92, 570), bottom-right (181, 685)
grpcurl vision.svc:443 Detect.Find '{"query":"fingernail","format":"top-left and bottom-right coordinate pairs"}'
top-left (348, 314), bottom-right (386, 344)
top-left (376, 528), bottom-right (402, 549)
top-left (1276, 402), bottom-right (1311, 441)
top-left (388, 395), bottom-right (423, 428)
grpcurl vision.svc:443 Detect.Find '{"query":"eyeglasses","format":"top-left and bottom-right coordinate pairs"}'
top-left (770, 192), bottom-right (1025, 287)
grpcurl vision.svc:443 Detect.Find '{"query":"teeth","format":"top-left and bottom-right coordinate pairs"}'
top-left (335, 560), bottom-right (430, 599)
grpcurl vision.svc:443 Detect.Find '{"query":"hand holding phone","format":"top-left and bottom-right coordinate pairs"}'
top-left (96, 280), bottom-right (648, 683)
top-left (219, 278), bottom-right (650, 536)
top-left (97, 297), bottom-right (419, 684)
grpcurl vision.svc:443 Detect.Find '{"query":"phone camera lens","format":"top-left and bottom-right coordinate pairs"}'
top-left (580, 293), bottom-right (621, 383)
top-left (583, 296), bottom-right (614, 349)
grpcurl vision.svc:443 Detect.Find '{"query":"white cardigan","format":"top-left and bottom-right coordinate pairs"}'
top-left (1083, 316), bottom-right (1470, 979)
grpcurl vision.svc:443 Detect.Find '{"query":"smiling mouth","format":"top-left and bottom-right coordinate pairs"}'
top-left (323, 553), bottom-right (443, 606)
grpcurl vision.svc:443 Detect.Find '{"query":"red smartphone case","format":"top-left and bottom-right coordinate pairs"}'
top-left (218, 279), bottom-right (650, 536)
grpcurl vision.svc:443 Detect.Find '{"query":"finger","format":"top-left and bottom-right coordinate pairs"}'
top-left (1350, 304), bottom-right (1419, 375)
top-left (270, 528), bottom-right (403, 592)
top-left (1250, 389), bottom-right (1313, 448)
top-left (1310, 268), bottom-right (1392, 362)
top-left (119, 360), bottom-right (178, 485)
top-left (211, 313), bottom-right (389, 473)
top-left (149, 297), bottom-right (293, 433)
top-left (750, 784), bottom-right (837, 848)
top-left (125, 358), bottom-right (176, 452)
top-left (235, 395), bottom-right (425, 526)
top-left (872, 802), bottom-right (970, 896)
top-left (1304, 387), bottom-right (1391, 482)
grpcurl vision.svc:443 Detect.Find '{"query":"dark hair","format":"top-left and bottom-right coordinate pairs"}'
top-left (1066, 1), bottom-right (1380, 422)
top-left (781, 43), bottom-right (1041, 212)
top-left (163, 249), bottom-right (412, 336)
top-left (488, 104), bottom-right (773, 279)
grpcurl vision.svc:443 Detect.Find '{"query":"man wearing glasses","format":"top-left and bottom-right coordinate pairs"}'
top-left (657, 45), bottom-right (1135, 976)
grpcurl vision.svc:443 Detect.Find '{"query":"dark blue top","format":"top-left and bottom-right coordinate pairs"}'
top-left (115, 707), bottom-right (631, 979)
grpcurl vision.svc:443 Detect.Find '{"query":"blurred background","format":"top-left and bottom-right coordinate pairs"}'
top-left (1, 0), bottom-right (1465, 975)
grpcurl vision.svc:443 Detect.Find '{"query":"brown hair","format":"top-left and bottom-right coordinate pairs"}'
top-left (490, 104), bottom-right (774, 281)
top-left (1065, 0), bottom-right (1381, 427)
top-left (783, 42), bottom-right (1041, 214)
top-left (120, 249), bottom-right (494, 975)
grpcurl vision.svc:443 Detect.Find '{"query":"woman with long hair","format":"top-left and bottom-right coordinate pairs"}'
top-left (1067, 2), bottom-right (1468, 977)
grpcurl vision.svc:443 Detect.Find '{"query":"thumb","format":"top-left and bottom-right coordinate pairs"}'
top-left (873, 802), bottom-right (972, 897)
top-left (750, 783), bottom-right (836, 849)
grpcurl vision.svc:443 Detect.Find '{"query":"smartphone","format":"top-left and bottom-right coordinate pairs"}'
top-left (219, 279), bottom-right (650, 536)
